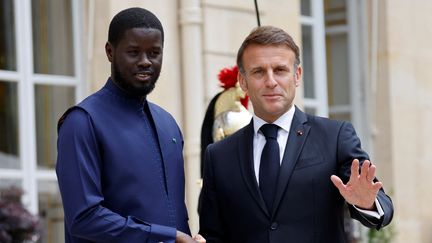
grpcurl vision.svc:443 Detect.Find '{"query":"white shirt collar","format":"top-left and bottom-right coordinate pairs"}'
top-left (253, 105), bottom-right (296, 135)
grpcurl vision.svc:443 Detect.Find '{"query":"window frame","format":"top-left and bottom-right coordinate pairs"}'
top-left (325, 0), bottom-right (370, 149)
top-left (300, 0), bottom-right (329, 118)
top-left (0, 0), bottom-right (84, 215)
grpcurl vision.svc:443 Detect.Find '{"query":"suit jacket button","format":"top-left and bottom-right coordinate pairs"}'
top-left (270, 222), bottom-right (278, 230)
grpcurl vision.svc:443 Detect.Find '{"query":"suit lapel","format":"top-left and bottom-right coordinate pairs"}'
top-left (238, 121), bottom-right (270, 217)
top-left (272, 108), bottom-right (310, 216)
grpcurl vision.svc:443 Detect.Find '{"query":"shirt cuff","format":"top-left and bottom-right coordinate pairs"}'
top-left (148, 223), bottom-right (177, 243)
top-left (353, 198), bottom-right (384, 219)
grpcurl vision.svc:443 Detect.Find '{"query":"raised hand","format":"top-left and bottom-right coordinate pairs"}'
top-left (330, 159), bottom-right (382, 210)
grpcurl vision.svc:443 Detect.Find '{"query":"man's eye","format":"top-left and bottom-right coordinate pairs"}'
top-left (149, 50), bottom-right (161, 58)
top-left (128, 50), bottom-right (139, 56)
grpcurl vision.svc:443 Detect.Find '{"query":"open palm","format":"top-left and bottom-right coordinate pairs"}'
top-left (331, 159), bottom-right (382, 209)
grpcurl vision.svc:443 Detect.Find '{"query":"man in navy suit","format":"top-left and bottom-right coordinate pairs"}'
top-left (199, 26), bottom-right (393, 243)
top-left (56, 8), bottom-right (204, 243)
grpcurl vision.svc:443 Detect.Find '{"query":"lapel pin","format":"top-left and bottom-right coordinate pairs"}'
top-left (172, 138), bottom-right (177, 143)
top-left (296, 130), bottom-right (303, 136)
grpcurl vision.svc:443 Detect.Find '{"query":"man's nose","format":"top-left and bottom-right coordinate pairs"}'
top-left (264, 72), bottom-right (278, 87)
top-left (138, 54), bottom-right (151, 67)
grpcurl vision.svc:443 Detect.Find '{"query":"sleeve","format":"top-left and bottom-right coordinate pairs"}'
top-left (198, 145), bottom-right (226, 243)
top-left (56, 108), bottom-right (177, 242)
top-left (352, 198), bottom-right (384, 219)
top-left (336, 121), bottom-right (394, 230)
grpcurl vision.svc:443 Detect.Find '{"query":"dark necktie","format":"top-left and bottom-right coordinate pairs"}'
top-left (259, 123), bottom-right (280, 212)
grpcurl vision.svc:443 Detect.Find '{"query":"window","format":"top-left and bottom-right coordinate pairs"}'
top-left (325, 0), bottom-right (351, 121)
top-left (0, 1), bottom-right (83, 242)
top-left (324, 0), bottom-right (370, 144)
top-left (300, 0), bottom-right (329, 117)
top-left (301, 0), bottom-right (369, 144)
top-left (0, 81), bottom-right (19, 169)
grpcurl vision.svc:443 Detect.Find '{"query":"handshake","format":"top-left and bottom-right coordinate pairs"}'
top-left (176, 231), bottom-right (206, 243)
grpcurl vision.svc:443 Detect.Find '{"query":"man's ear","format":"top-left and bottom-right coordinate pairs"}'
top-left (238, 71), bottom-right (248, 93)
top-left (295, 65), bottom-right (302, 87)
top-left (105, 42), bottom-right (114, 62)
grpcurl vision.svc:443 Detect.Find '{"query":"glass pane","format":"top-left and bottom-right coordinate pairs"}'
top-left (301, 25), bottom-right (315, 99)
top-left (0, 0), bottom-right (16, 71)
top-left (324, 0), bottom-right (347, 27)
top-left (32, 0), bottom-right (74, 76)
top-left (0, 81), bottom-right (20, 169)
top-left (326, 34), bottom-right (350, 106)
top-left (0, 179), bottom-right (21, 191)
top-left (37, 180), bottom-right (64, 243)
top-left (301, 0), bottom-right (312, 16)
top-left (35, 84), bottom-right (75, 169)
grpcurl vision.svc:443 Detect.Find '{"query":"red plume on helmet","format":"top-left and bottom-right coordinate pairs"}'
top-left (217, 65), bottom-right (249, 108)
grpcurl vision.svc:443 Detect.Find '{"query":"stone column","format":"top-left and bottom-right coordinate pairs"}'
top-left (179, 0), bottom-right (204, 234)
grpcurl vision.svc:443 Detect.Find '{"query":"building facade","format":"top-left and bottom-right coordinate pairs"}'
top-left (0, 0), bottom-right (431, 242)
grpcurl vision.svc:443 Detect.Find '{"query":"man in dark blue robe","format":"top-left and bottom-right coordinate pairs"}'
top-left (56, 8), bottom-right (200, 243)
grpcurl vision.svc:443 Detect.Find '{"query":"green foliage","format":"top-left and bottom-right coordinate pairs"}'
top-left (368, 224), bottom-right (396, 243)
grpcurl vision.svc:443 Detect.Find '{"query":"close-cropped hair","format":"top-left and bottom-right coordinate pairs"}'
top-left (236, 26), bottom-right (301, 74)
top-left (108, 7), bottom-right (164, 46)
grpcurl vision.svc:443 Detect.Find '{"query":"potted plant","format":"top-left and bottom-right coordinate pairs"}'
top-left (0, 186), bottom-right (41, 243)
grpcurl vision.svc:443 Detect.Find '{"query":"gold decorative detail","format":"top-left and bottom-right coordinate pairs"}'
top-left (212, 83), bottom-right (252, 142)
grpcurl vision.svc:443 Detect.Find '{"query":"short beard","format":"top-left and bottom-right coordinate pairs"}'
top-left (112, 64), bottom-right (158, 97)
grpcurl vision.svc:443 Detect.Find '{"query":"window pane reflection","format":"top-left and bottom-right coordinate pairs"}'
top-left (301, 25), bottom-right (315, 99)
top-left (32, 0), bottom-right (74, 75)
top-left (0, 81), bottom-right (19, 169)
top-left (0, 0), bottom-right (16, 71)
top-left (301, 0), bottom-right (312, 16)
top-left (35, 84), bottom-right (75, 169)
top-left (326, 34), bottom-right (350, 106)
top-left (0, 179), bottom-right (21, 191)
top-left (325, 0), bottom-right (347, 26)
top-left (37, 180), bottom-right (64, 243)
